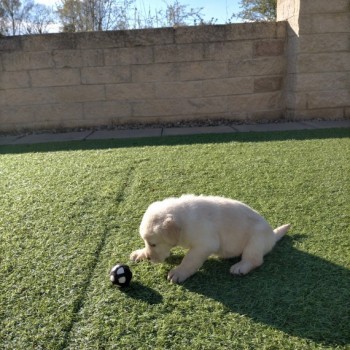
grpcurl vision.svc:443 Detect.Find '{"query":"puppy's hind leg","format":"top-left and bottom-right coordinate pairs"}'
top-left (230, 240), bottom-right (264, 276)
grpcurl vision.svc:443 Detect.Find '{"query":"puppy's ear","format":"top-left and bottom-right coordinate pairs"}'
top-left (162, 214), bottom-right (180, 246)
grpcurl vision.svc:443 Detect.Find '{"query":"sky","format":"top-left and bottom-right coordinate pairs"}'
top-left (36, 0), bottom-right (242, 25)
top-left (131, 0), bottom-right (241, 24)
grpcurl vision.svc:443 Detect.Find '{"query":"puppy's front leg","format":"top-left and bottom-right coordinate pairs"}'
top-left (130, 248), bottom-right (148, 262)
top-left (168, 248), bottom-right (211, 283)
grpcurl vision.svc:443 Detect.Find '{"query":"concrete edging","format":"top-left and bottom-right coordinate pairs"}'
top-left (0, 120), bottom-right (349, 146)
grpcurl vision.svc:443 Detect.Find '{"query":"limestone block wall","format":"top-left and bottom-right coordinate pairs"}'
top-left (0, 23), bottom-right (286, 132)
top-left (277, 0), bottom-right (350, 119)
top-left (0, 0), bottom-right (349, 133)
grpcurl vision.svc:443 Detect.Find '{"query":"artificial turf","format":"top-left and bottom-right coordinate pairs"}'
top-left (0, 128), bottom-right (349, 349)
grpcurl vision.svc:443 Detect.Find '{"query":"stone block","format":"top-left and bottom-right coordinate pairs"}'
top-left (299, 13), bottom-right (350, 34)
top-left (0, 71), bottom-right (30, 89)
top-left (155, 81), bottom-right (202, 99)
top-left (253, 40), bottom-right (285, 57)
top-left (131, 63), bottom-right (177, 83)
top-left (57, 119), bottom-right (100, 129)
top-left (2, 51), bottom-right (54, 71)
top-left (132, 96), bottom-right (227, 117)
top-left (301, 0), bottom-right (349, 14)
top-left (77, 31), bottom-right (125, 49)
top-left (221, 111), bottom-right (249, 120)
top-left (202, 77), bottom-right (253, 97)
top-left (83, 100), bottom-right (131, 120)
top-left (30, 68), bottom-right (81, 87)
top-left (204, 41), bottom-right (252, 61)
top-left (229, 56), bottom-right (285, 77)
top-left (299, 33), bottom-right (349, 53)
top-left (0, 103), bottom-right (83, 124)
top-left (53, 49), bottom-right (104, 68)
top-left (254, 77), bottom-right (283, 92)
top-left (175, 25), bottom-right (226, 44)
top-left (124, 27), bottom-right (174, 47)
top-left (0, 90), bottom-right (5, 105)
top-left (309, 13), bottom-right (350, 34)
top-left (0, 105), bottom-right (34, 123)
top-left (308, 90), bottom-right (350, 109)
top-left (178, 61), bottom-right (228, 81)
top-left (226, 22), bottom-right (279, 41)
top-left (277, 0), bottom-right (298, 21)
top-left (286, 92), bottom-right (308, 109)
top-left (81, 66), bottom-right (131, 84)
top-left (294, 108), bottom-right (345, 120)
top-left (154, 43), bottom-right (205, 63)
top-left (227, 92), bottom-right (282, 112)
top-left (276, 21), bottom-right (287, 38)
top-left (21, 33), bottom-right (78, 51)
top-left (297, 52), bottom-right (350, 73)
top-left (286, 15), bottom-right (300, 35)
top-left (294, 72), bottom-right (350, 92)
top-left (2, 85), bottom-right (105, 106)
top-left (57, 85), bottom-right (106, 103)
top-left (0, 36), bottom-right (22, 51)
top-left (186, 96), bottom-right (228, 115)
top-left (2, 88), bottom-right (48, 106)
top-left (106, 83), bottom-right (155, 100)
top-left (105, 46), bottom-right (154, 65)
top-left (35, 103), bottom-right (84, 122)
top-left (251, 110), bottom-right (284, 121)
top-left (132, 99), bottom-right (174, 117)
top-left (345, 108), bottom-right (350, 118)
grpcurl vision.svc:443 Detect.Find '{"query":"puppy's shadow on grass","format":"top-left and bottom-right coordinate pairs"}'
top-left (181, 235), bottom-right (350, 346)
top-left (121, 282), bottom-right (163, 305)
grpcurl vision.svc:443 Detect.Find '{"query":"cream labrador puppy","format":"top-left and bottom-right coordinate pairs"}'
top-left (130, 195), bottom-right (290, 283)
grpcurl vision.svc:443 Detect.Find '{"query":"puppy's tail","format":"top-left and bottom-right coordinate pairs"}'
top-left (273, 224), bottom-right (291, 242)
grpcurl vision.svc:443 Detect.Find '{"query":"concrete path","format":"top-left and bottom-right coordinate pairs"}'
top-left (0, 120), bottom-right (349, 146)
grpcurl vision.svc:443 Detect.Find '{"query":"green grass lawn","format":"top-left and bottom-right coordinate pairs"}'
top-left (0, 129), bottom-right (349, 349)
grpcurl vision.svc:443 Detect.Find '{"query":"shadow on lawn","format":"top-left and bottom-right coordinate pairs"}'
top-left (121, 282), bottom-right (163, 305)
top-left (1, 128), bottom-right (349, 155)
top-left (179, 236), bottom-right (350, 346)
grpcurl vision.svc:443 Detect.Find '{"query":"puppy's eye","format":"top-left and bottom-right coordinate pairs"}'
top-left (149, 243), bottom-right (156, 247)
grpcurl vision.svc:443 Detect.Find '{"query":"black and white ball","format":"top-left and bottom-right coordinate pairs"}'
top-left (110, 264), bottom-right (132, 288)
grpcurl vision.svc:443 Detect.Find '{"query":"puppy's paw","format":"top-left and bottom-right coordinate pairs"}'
top-left (230, 261), bottom-right (253, 276)
top-left (167, 267), bottom-right (189, 283)
top-left (130, 248), bottom-right (148, 262)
